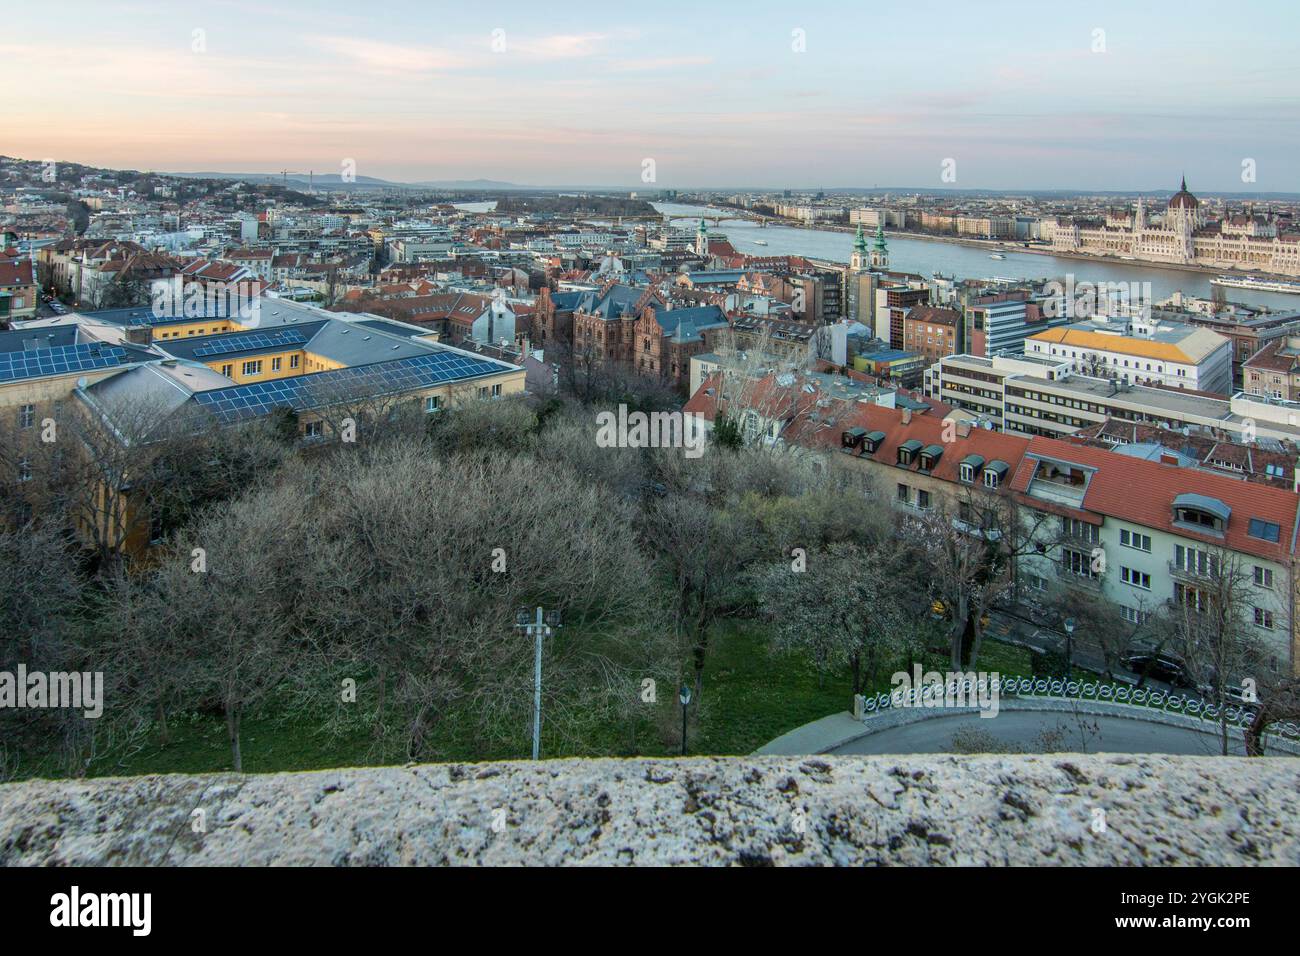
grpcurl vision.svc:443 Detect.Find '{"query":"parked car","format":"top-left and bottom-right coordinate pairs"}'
top-left (1196, 675), bottom-right (1258, 710)
top-left (1122, 650), bottom-right (1195, 688)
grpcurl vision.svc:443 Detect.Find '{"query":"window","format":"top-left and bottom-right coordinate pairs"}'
top-left (917, 490), bottom-right (931, 510)
top-left (242, 360), bottom-right (263, 376)
top-left (959, 463), bottom-right (975, 482)
top-left (983, 470), bottom-right (999, 489)
top-left (1062, 548), bottom-right (1099, 580)
top-left (1025, 574), bottom-right (1048, 592)
top-left (1247, 518), bottom-right (1281, 542)
top-left (221, 364), bottom-right (233, 378)
top-left (1119, 529), bottom-right (1151, 552)
top-left (1173, 545), bottom-right (1219, 578)
top-left (1254, 607), bottom-right (1275, 630)
top-left (1174, 583), bottom-right (1209, 613)
top-left (491, 384), bottom-right (502, 398)
top-left (1120, 605), bottom-right (1151, 624)
top-left (16, 457), bottom-right (31, 482)
top-left (424, 395), bottom-right (441, 413)
top-left (1062, 516), bottom-right (1099, 544)
top-left (302, 420), bottom-right (324, 439)
top-left (897, 483), bottom-right (910, 504)
top-left (1121, 566), bottom-right (1151, 590)
top-left (18, 404), bottom-right (34, 429)
top-left (290, 354), bottom-right (300, 369)
top-left (272, 356), bottom-right (282, 371)
top-left (1252, 566), bottom-right (1274, 589)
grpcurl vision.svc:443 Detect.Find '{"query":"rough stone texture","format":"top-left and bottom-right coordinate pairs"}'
top-left (1, 755), bottom-right (1297, 866)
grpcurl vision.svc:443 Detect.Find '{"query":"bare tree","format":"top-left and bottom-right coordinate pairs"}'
top-left (118, 489), bottom-right (309, 770)
top-left (304, 443), bottom-right (668, 759)
top-left (906, 484), bottom-right (1051, 670)
top-left (0, 521), bottom-right (87, 780)
top-left (754, 541), bottom-right (917, 695)
top-left (1245, 675), bottom-right (1300, 756)
top-left (1166, 548), bottom-right (1273, 755)
top-left (1045, 585), bottom-right (1155, 681)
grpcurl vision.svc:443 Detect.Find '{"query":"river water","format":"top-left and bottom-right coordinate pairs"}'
top-left (455, 200), bottom-right (1300, 311)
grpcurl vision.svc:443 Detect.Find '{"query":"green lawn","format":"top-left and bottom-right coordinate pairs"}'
top-left (11, 622), bottom-right (1049, 780)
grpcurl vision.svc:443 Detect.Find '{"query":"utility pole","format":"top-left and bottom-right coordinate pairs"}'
top-left (514, 607), bottom-right (561, 759)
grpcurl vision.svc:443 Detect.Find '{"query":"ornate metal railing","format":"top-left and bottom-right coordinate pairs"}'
top-left (855, 675), bottom-right (1300, 740)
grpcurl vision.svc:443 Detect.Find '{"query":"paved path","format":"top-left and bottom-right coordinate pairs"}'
top-left (827, 710), bottom-right (1247, 756)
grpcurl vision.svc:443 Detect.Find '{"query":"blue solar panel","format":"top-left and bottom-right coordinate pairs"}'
top-left (192, 350), bottom-right (505, 423)
top-left (192, 330), bottom-right (307, 358)
top-left (0, 344), bottom-right (132, 383)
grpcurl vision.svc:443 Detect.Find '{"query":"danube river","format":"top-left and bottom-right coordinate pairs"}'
top-left (455, 201), bottom-right (1300, 311)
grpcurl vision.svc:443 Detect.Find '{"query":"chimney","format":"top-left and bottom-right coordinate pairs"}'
top-left (956, 420), bottom-right (973, 438)
top-left (125, 326), bottom-right (152, 346)
top-left (900, 408), bottom-right (912, 425)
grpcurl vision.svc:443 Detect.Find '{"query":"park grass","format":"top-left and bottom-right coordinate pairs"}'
top-left (10, 621), bottom-right (1046, 781)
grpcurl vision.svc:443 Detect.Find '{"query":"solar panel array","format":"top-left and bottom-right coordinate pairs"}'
top-left (192, 350), bottom-right (504, 423)
top-left (0, 344), bottom-right (132, 382)
top-left (192, 330), bottom-right (307, 358)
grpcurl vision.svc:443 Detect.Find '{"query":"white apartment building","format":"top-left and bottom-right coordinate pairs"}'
top-left (1024, 318), bottom-right (1233, 395)
top-left (934, 352), bottom-right (1300, 446)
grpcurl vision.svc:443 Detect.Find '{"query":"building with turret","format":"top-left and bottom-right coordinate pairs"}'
top-left (1052, 178), bottom-right (1300, 275)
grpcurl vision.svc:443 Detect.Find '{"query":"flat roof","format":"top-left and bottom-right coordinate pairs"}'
top-left (1014, 373), bottom-right (1234, 422)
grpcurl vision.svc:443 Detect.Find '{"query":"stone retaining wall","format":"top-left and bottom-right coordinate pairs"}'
top-left (2, 754), bottom-right (1297, 865)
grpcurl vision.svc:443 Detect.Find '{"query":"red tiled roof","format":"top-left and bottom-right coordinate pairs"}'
top-left (817, 404), bottom-right (1032, 482)
top-left (1013, 435), bottom-right (1299, 563)
top-left (0, 258), bottom-right (36, 288)
top-left (779, 400), bottom-right (1299, 562)
top-left (1243, 338), bottom-right (1296, 374)
top-left (905, 305), bottom-right (961, 328)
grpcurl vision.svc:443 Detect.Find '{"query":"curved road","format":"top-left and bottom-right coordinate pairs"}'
top-left (828, 711), bottom-right (1256, 756)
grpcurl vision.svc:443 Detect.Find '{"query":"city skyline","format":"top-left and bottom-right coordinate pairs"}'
top-left (8, 0), bottom-right (1300, 191)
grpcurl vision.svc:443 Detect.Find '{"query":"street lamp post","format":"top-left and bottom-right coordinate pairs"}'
top-left (1063, 617), bottom-right (1076, 676)
top-left (515, 607), bottom-right (561, 760)
top-left (678, 684), bottom-right (692, 756)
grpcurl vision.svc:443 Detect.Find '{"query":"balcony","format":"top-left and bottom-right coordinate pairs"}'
top-left (1055, 563), bottom-right (1102, 591)
top-left (1167, 561), bottom-right (1220, 585)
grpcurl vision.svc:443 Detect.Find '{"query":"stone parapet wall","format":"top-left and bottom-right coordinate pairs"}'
top-left (2, 755), bottom-right (1296, 866)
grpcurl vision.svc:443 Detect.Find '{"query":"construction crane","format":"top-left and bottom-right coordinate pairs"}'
top-left (278, 170), bottom-right (315, 193)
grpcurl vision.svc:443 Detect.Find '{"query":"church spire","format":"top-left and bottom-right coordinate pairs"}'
top-left (870, 223), bottom-right (889, 270)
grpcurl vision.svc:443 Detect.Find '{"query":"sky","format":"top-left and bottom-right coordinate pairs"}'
top-left (7, 0), bottom-right (1300, 191)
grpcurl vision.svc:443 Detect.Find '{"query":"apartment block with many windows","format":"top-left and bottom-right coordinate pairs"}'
top-left (802, 403), bottom-right (1300, 674)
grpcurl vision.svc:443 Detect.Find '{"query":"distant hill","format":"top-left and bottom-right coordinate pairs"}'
top-left (167, 171), bottom-right (530, 190)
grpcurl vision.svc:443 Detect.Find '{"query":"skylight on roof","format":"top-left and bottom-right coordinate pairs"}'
top-left (1248, 518), bottom-right (1281, 543)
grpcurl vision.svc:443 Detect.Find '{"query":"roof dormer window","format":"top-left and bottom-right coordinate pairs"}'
top-left (959, 454), bottom-right (985, 484)
top-left (897, 439), bottom-right (922, 466)
top-left (918, 444), bottom-right (943, 472)
top-left (983, 460), bottom-right (1009, 489)
top-left (1172, 493), bottom-right (1230, 535)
